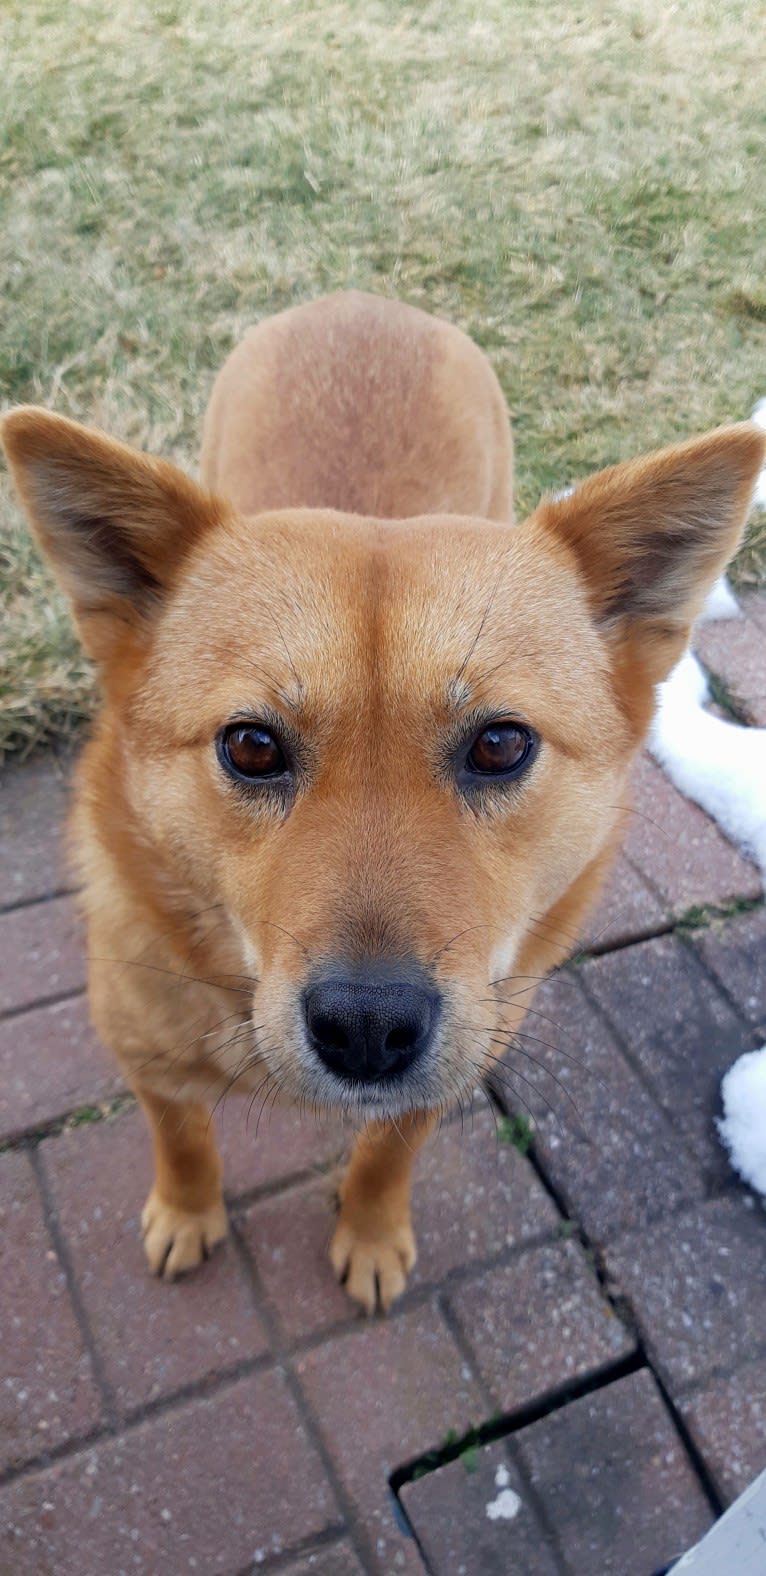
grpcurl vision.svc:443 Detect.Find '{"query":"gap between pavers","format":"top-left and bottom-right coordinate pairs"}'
top-left (399, 1370), bottom-right (714, 1576)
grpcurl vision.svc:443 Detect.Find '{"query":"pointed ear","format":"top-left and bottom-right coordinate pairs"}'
top-left (1, 406), bottom-right (221, 634)
top-left (536, 424), bottom-right (765, 680)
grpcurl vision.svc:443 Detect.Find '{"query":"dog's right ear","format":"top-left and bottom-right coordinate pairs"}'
top-left (1, 407), bottom-right (221, 652)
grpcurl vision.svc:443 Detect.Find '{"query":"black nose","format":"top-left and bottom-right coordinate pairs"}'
top-left (303, 973), bottom-right (438, 1082)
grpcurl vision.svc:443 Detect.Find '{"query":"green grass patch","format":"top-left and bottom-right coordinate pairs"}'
top-left (496, 1112), bottom-right (534, 1155)
top-left (2, 0), bottom-right (765, 753)
top-left (675, 894), bottom-right (763, 935)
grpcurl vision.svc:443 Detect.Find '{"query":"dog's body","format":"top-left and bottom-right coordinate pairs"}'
top-left (3, 292), bottom-right (763, 1311)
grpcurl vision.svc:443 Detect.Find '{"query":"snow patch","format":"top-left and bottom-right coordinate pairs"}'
top-left (718, 1047), bottom-right (766, 1198)
top-left (649, 652), bottom-right (766, 880)
top-left (494, 1463), bottom-right (510, 1488)
top-left (486, 1487), bottom-right (522, 1522)
top-left (699, 575), bottom-right (740, 624)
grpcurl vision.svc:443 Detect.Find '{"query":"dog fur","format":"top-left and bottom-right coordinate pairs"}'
top-left (2, 290), bottom-right (763, 1312)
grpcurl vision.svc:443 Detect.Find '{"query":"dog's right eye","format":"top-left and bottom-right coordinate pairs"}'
top-left (218, 724), bottom-right (288, 782)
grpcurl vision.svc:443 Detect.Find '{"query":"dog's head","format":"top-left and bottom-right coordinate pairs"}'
top-left (3, 409), bottom-right (763, 1116)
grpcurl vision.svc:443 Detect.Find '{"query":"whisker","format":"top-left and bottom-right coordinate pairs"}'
top-left (456, 1021), bottom-right (584, 1126)
top-left (607, 802), bottom-right (671, 838)
top-left (90, 955), bottom-right (256, 995)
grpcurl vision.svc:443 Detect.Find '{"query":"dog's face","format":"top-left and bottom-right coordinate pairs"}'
top-left (2, 411), bottom-right (763, 1118)
top-left (132, 509), bottom-right (627, 1118)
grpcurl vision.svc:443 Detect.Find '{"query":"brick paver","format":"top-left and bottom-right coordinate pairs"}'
top-left (512, 971), bottom-right (705, 1241)
top-left (39, 1108), bottom-right (269, 1416)
top-left (581, 932), bottom-right (754, 1180)
top-left (0, 751), bottom-right (72, 908)
top-left (400, 1439), bottom-right (559, 1576)
top-left (578, 851), bottom-right (668, 951)
top-left (695, 610), bottom-right (766, 726)
top-left (0, 1150), bottom-right (102, 1474)
top-left (0, 894), bottom-right (85, 1015)
top-left (624, 752), bottom-right (760, 909)
top-left (220, 1100), bottom-right (347, 1199)
top-left (295, 1307), bottom-right (485, 1574)
top-left (0, 992), bottom-right (123, 1142)
top-left (742, 589), bottom-right (766, 630)
top-left (241, 1111), bottom-right (557, 1344)
top-left (447, 1238), bottom-right (635, 1412)
top-left (0, 1369), bottom-right (341, 1576)
top-left (1, 681), bottom-right (765, 1576)
top-left (680, 1357), bottom-right (766, 1505)
top-left (277, 1541), bottom-right (368, 1576)
top-left (604, 1197), bottom-right (766, 1395)
top-left (514, 1371), bottom-right (714, 1576)
top-left (690, 906), bottom-right (766, 1038)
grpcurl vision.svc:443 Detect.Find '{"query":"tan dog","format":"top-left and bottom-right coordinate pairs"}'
top-left (2, 291), bottom-right (763, 1313)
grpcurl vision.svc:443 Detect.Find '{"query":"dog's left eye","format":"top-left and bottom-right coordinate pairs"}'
top-left (218, 724), bottom-right (288, 781)
top-left (464, 721), bottom-right (536, 778)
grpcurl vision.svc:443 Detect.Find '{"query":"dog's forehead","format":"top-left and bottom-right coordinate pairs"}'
top-left (158, 508), bottom-right (608, 732)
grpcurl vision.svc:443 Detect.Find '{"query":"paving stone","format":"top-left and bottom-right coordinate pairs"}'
top-left (680, 1356), bottom-right (766, 1505)
top-left (515, 1371), bottom-right (713, 1576)
top-left (0, 1150), bottom-right (102, 1473)
top-left (624, 753), bottom-right (760, 909)
top-left (218, 1099), bottom-right (347, 1199)
top-left (690, 907), bottom-right (766, 1038)
top-left (0, 993), bottom-right (123, 1142)
top-left (742, 590), bottom-right (766, 631)
top-left (0, 750), bottom-right (73, 908)
top-left (239, 1175), bottom-right (351, 1343)
top-left (295, 1304), bottom-right (485, 1575)
top-left (401, 1438), bottom-right (559, 1576)
top-left (277, 1542), bottom-right (367, 1576)
top-left (39, 1108), bottom-right (268, 1415)
top-left (0, 1368), bottom-right (340, 1576)
top-left (581, 933), bottom-right (754, 1180)
top-left (242, 1111), bottom-right (557, 1344)
top-left (578, 853), bottom-right (669, 951)
top-left (505, 972), bottom-right (704, 1242)
top-left (448, 1239), bottom-right (634, 1413)
top-left (410, 1110), bottom-right (559, 1276)
top-left (0, 895), bottom-right (85, 1015)
top-left (605, 1197), bottom-right (766, 1394)
top-left (695, 611), bottom-right (766, 725)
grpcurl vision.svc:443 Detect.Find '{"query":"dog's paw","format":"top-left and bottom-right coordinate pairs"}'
top-left (140, 1188), bottom-right (228, 1279)
top-left (329, 1210), bottom-right (416, 1315)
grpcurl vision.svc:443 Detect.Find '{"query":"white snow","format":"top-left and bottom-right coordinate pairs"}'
top-left (699, 574), bottom-right (741, 624)
top-left (718, 1047), bottom-right (766, 1198)
top-left (649, 652), bottom-right (766, 880)
top-left (486, 1488), bottom-right (522, 1522)
top-left (484, 1460), bottom-right (522, 1520)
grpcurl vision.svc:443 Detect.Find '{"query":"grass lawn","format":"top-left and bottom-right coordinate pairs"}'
top-left (1, 0), bottom-right (765, 754)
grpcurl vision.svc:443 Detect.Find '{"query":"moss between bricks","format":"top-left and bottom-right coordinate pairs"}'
top-left (496, 1113), bottom-right (535, 1155)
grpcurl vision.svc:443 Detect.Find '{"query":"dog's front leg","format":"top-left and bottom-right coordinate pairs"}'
top-left (136, 1087), bottom-right (228, 1278)
top-left (330, 1109), bottom-right (436, 1314)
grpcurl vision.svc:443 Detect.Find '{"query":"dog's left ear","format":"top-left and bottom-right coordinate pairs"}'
top-left (536, 424), bottom-right (765, 684)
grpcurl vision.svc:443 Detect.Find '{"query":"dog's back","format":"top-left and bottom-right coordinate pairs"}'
top-left (200, 290), bottom-right (514, 522)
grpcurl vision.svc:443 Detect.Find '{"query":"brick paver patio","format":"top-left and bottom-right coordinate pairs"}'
top-left (1, 597), bottom-right (765, 1575)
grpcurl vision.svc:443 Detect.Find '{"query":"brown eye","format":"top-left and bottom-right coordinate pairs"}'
top-left (219, 724), bottom-right (287, 781)
top-left (465, 721), bottom-right (535, 778)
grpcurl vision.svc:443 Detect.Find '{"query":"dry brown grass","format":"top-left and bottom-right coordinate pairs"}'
top-left (2, 0), bottom-right (765, 753)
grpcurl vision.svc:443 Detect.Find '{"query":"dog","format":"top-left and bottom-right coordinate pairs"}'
top-left (2, 291), bottom-right (763, 1313)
